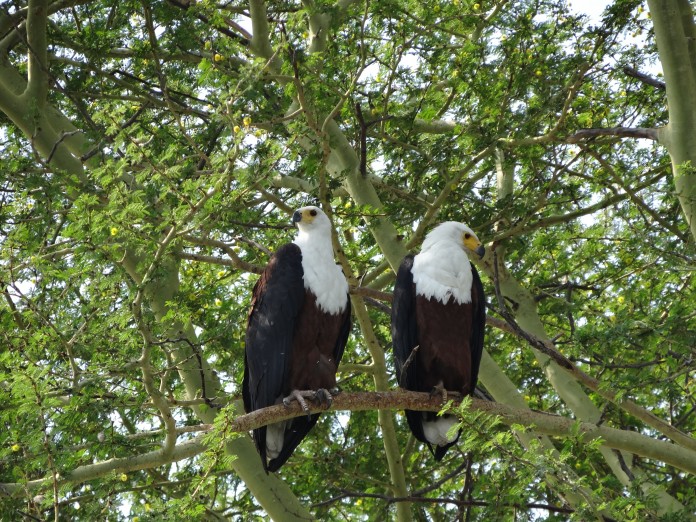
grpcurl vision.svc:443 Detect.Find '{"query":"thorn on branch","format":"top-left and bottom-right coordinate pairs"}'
top-left (399, 344), bottom-right (419, 383)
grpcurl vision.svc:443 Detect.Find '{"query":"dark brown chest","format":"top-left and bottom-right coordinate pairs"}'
top-left (288, 292), bottom-right (347, 391)
top-left (414, 295), bottom-right (475, 394)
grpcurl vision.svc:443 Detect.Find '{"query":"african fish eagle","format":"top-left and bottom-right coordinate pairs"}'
top-left (391, 221), bottom-right (486, 460)
top-left (242, 206), bottom-right (351, 472)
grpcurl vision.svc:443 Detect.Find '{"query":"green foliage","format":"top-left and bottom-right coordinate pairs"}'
top-left (1, 0), bottom-right (695, 520)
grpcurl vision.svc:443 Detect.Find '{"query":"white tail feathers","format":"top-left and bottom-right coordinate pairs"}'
top-left (422, 415), bottom-right (459, 446)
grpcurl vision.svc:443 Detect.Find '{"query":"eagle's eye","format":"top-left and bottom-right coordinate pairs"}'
top-left (309, 209), bottom-right (318, 217)
top-left (464, 233), bottom-right (471, 239)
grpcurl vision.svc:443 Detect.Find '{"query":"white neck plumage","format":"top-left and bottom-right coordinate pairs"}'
top-left (293, 232), bottom-right (348, 315)
top-left (294, 230), bottom-right (334, 258)
top-left (412, 242), bottom-right (473, 305)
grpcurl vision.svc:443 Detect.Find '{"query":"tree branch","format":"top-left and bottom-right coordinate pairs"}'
top-left (312, 489), bottom-right (574, 514)
top-left (223, 391), bottom-right (696, 475)
top-left (567, 127), bottom-right (659, 143)
top-left (24, 0), bottom-right (49, 105)
top-left (0, 437), bottom-right (207, 496)
top-left (488, 272), bottom-right (696, 455)
top-left (6, 391), bottom-right (695, 500)
top-left (248, 0), bottom-right (280, 72)
top-left (622, 65), bottom-right (666, 91)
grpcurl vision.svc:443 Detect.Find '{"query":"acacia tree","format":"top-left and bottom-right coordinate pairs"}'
top-left (1, 0), bottom-right (695, 520)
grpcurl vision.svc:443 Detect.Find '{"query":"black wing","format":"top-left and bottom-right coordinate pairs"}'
top-left (469, 263), bottom-right (485, 391)
top-left (391, 255), bottom-right (430, 445)
top-left (242, 243), bottom-right (305, 472)
top-left (391, 254), bottom-right (418, 389)
top-left (334, 294), bottom-right (352, 366)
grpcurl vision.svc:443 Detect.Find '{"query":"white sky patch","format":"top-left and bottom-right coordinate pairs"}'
top-left (566, 0), bottom-right (613, 23)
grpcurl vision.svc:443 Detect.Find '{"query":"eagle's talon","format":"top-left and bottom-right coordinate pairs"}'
top-left (430, 382), bottom-right (448, 402)
top-left (283, 389), bottom-right (314, 418)
top-left (315, 388), bottom-right (334, 407)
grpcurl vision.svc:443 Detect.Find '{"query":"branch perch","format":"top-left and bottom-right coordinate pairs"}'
top-left (4, 391), bottom-right (696, 498)
top-left (224, 391), bottom-right (696, 476)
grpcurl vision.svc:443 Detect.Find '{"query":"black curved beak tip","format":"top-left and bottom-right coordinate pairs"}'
top-left (292, 211), bottom-right (302, 225)
top-left (475, 245), bottom-right (485, 258)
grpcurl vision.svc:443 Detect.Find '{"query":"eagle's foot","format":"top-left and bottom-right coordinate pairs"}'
top-left (283, 390), bottom-right (316, 419)
top-left (315, 388), bottom-right (334, 407)
top-left (429, 382), bottom-right (447, 402)
top-left (282, 388), bottom-right (335, 418)
top-left (429, 383), bottom-right (462, 403)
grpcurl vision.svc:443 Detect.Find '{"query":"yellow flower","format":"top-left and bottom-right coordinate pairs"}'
top-left (11, 444), bottom-right (20, 452)
top-left (214, 53), bottom-right (223, 62)
top-left (144, 504), bottom-right (152, 512)
top-left (110, 227), bottom-right (118, 236)
top-left (233, 125), bottom-right (241, 133)
top-left (243, 116), bottom-right (252, 127)
top-left (120, 473), bottom-right (128, 482)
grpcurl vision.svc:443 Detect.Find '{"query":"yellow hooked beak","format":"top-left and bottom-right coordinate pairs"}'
top-left (292, 207), bottom-right (319, 226)
top-left (463, 233), bottom-right (485, 257)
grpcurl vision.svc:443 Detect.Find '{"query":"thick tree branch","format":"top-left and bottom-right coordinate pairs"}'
top-left (0, 437), bottom-right (207, 496)
top-left (648, 0), bottom-right (696, 241)
top-left (248, 0), bottom-right (280, 73)
top-left (5, 391), bottom-right (694, 502)
top-left (24, 0), bottom-right (49, 106)
top-left (223, 391), bottom-right (696, 476)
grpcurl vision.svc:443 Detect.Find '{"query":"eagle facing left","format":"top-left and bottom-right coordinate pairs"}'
top-left (242, 206), bottom-right (351, 473)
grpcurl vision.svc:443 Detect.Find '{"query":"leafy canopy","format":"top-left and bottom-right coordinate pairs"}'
top-left (0, 0), bottom-right (694, 520)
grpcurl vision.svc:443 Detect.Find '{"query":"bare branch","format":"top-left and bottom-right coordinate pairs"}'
top-left (622, 65), bottom-right (666, 91)
top-left (312, 490), bottom-right (574, 514)
top-left (567, 127), bottom-right (659, 143)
